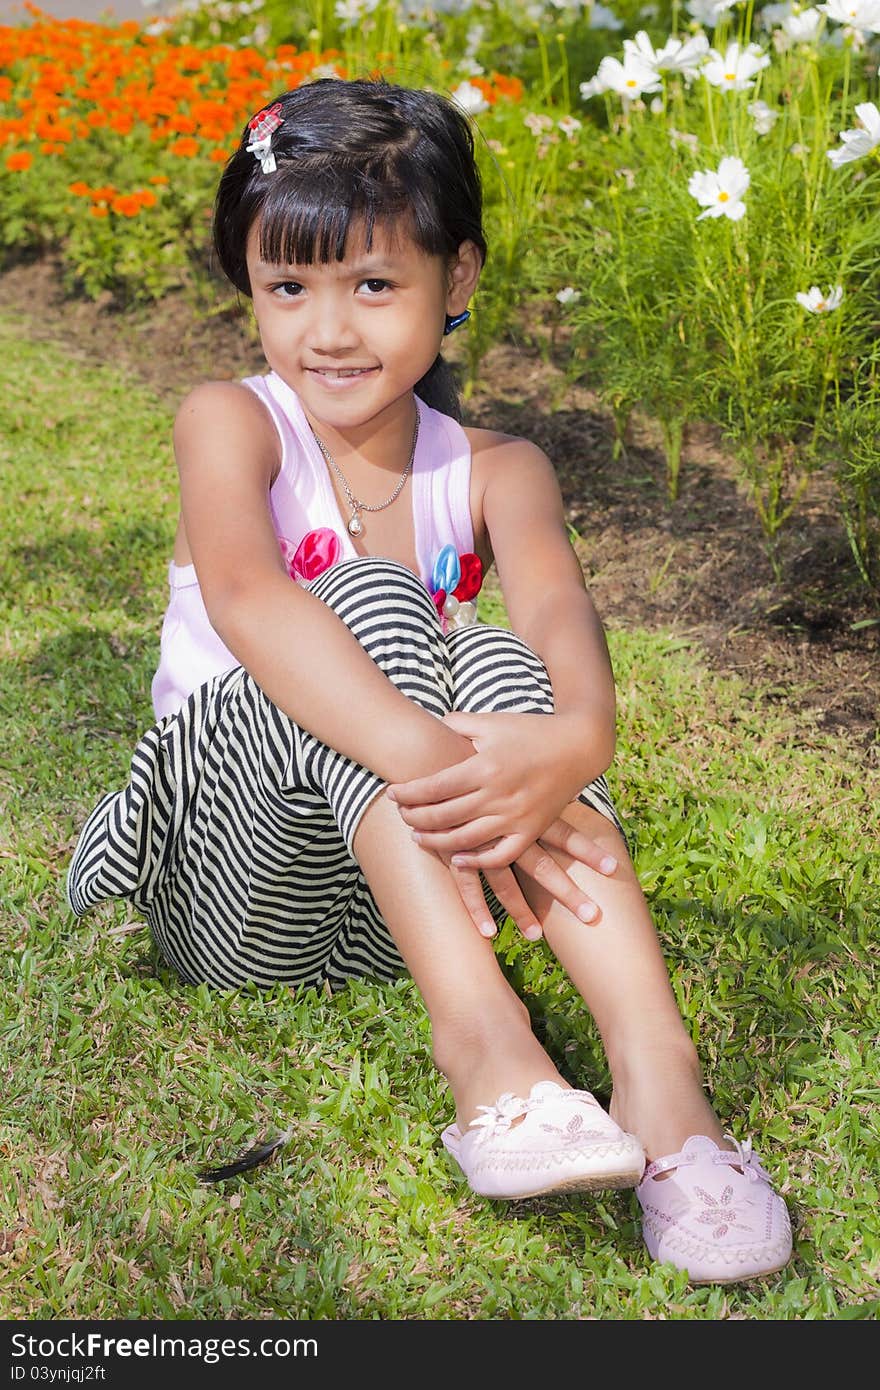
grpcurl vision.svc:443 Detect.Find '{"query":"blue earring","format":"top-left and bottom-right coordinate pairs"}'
top-left (443, 309), bottom-right (471, 336)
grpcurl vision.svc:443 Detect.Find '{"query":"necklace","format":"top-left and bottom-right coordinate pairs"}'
top-left (311, 413), bottom-right (420, 537)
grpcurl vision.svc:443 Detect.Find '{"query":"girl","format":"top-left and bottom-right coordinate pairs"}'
top-left (67, 78), bottom-right (791, 1285)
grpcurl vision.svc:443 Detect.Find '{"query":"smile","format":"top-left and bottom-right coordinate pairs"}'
top-left (307, 367), bottom-right (379, 390)
top-left (308, 367), bottom-right (378, 378)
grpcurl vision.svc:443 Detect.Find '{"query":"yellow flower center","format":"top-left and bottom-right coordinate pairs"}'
top-left (626, 79), bottom-right (637, 87)
top-left (725, 73), bottom-right (736, 81)
top-left (718, 191), bottom-right (729, 202)
top-left (817, 301), bottom-right (826, 310)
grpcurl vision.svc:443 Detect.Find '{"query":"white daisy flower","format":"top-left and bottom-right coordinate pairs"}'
top-left (558, 115), bottom-right (583, 139)
top-left (686, 0), bottom-right (738, 22)
top-left (749, 99), bottom-right (780, 133)
top-left (556, 286), bottom-right (581, 304)
top-left (591, 52), bottom-right (664, 99)
top-left (587, 2), bottom-right (625, 29)
top-left (827, 102), bottom-right (880, 166)
top-left (703, 42), bottom-right (772, 91)
top-left (450, 81), bottom-right (489, 115)
top-left (795, 284), bottom-right (844, 311)
top-left (655, 33), bottom-right (712, 81)
top-left (688, 155), bottom-right (750, 220)
top-left (783, 7), bottom-right (824, 38)
top-left (524, 112), bottom-right (554, 135)
top-left (816, 0), bottom-right (880, 32)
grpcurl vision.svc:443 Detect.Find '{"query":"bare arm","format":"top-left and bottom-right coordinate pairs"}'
top-left (486, 437), bottom-right (617, 782)
top-left (174, 382), bottom-right (473, 783)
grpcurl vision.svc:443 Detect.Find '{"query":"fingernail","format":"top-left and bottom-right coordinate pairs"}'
top-left (524, 925), bottom-right (543, 941)
top-left (411, 831), bottom-right (422, 844)
top-left (479, 921), bottom-right (497, 938)
top-left (451, 855), bottom-right (468, 867)
top-left (577, 903), bottom-right (598, 923)
top-left (599, 855), bottom-right (617, 874)
top-left (386, 789), bottom-right (396, 801)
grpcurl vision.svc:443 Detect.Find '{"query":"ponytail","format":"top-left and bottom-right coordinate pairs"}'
top-left (414, 354), bottom-right (464, 422)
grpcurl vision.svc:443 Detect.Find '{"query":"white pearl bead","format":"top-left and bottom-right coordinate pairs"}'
top-left (442, 594), bottom-right (460, 617)
top-left (457, 601), bottom-right (477, 625)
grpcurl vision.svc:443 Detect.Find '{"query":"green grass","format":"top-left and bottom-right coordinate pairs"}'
top-left (1, 318), bottom-right (879, 1320)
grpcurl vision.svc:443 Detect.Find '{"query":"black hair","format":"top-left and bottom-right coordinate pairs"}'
top-left (212, 78), bottom-right (488, 420)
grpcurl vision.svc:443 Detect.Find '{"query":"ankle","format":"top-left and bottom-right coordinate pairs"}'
top-left (607, 1033), bottom-right (726, 1162)
top-left (430, 996), bottom-right (532, 1083)
top-left (430, 1001), bottom-right (567, 1131)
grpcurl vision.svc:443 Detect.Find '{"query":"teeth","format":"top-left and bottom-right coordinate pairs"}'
top-left (318, 369), bottom-right (372, 377)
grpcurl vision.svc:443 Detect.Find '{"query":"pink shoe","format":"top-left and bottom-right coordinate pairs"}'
top-left (441, 1080), bottom-right (645, 1200)
top-left (636, 1134), bottom-right (793, 1283)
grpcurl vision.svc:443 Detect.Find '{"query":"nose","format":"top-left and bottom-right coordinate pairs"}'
top-left (307, 291), bottom-right (360, 354)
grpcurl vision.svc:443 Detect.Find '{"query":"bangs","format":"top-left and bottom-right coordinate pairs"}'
top-left (255, 161), bottom-right (449, 268)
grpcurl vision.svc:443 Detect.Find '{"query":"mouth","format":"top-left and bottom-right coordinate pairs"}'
top-left (307, 367), bottom-right (378, 379)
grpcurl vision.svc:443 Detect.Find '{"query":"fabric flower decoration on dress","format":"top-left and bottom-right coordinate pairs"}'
top-left (279, 527), bottom-right (341, 583)
top-left (430, 543), bottom-right (483, 631)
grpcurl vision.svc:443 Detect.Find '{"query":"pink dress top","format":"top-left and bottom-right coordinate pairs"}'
top-left (150, 370), bottom-right (477, 721)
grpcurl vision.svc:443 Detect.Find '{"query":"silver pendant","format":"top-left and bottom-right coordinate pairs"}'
top-left (348, 514), bottom-right (364, 537)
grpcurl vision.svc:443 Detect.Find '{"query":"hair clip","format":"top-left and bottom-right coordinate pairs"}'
top-left (246, 102), bottom-right (284, 174)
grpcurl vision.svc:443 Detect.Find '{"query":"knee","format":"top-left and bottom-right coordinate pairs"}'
top-left (307, 555), bottom-right (436, 618)
top-left (448, 625), bottom-right (555, 715)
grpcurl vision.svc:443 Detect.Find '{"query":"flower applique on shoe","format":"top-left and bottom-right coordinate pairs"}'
top-left (441, 1080), bottom-right (645, 1200)
top-left (636, 1134), bottom-right (793, 1284)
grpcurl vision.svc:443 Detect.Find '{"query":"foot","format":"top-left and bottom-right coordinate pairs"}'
top-left (442, 1081), bottom-right (645, 1200)
top-left (635, 1134), bottom-right (792, 1283)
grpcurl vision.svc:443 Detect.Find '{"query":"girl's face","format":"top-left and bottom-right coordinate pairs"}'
top-left (245, 217), bottom-right (481, 434)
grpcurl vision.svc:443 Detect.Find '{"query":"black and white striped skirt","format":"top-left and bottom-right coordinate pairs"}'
top-left (66, 557), bottom-right (624, 991)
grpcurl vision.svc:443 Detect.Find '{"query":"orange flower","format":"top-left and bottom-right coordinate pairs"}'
top-left (149, 174), bottom-right (169, 185)
top-left (489, 72), bottom-right (524, 102)
top-left (90, 185), bottom-right (117, 202)
top-left (169, 136), bottom-right (199, 157)
top-left (89, 205), bottom-right (109, 218)
top-left (69, 180), bottom-right (92, 196)
top-left (133, 188), bottom-right (157, 208)
top-left (110, 193), bottom-right (142, 217)
top-left (209, 147), bottom-right (230, 163)
top-left (5, 151), bottom-right (32, 171)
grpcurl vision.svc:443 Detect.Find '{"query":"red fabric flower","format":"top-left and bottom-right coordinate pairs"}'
top-left (453, 553), bottom-right (483, 602)
top-left (432, 588), bottom-right (447, 618)
top-left (279, 528), bottom-right (341, 582)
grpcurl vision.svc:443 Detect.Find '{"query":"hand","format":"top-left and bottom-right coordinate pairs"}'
top-left (436, 815), bottom-right (618, 942)
top-left (386, 709), bottom-right (602, 870)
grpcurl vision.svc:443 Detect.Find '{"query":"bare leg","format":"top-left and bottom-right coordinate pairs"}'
top-left (352, 790), bottom-right (570, 1129)
top-left (514, 802), bottom-right (729, 1162)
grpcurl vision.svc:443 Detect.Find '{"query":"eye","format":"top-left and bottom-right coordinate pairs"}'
top-left (360, 278), bottom-right (391, 295)
top-left (271, 281), bottom-right (303, 298)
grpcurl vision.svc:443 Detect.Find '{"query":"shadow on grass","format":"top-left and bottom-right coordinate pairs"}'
top-left (9, 519), bottom-right (171, 611)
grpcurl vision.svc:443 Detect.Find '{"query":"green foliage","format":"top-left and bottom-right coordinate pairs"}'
top-left (2, 322), bottom-right (879, 1319)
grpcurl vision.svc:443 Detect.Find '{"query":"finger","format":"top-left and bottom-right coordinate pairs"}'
top-left (386, 760), bottom-right (480, 808)
top-left (396, 789), bottom-right (484, 832)
top-left (514, 843), bottom-right (600, 924)
top-left (448, 833), bottom-right (533, 870)
top-left (448, 863), bottom-right (499, 939)
top-left (483, 865), bottom-right (544, 942)
top-left (539, 817), bottom-right (619, 875)
top-left (409, 816), bottom-right (504, 854)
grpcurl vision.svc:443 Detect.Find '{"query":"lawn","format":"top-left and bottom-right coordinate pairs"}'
top-left (1, 316), bottom-right (878, 1319)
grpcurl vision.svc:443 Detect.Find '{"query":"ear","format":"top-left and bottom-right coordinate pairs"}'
top-left (446, 240), bottom-right (483, 315)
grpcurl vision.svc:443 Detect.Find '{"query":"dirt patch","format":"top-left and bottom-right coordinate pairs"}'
top-left (4, 253), bottom-right (877, 753)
